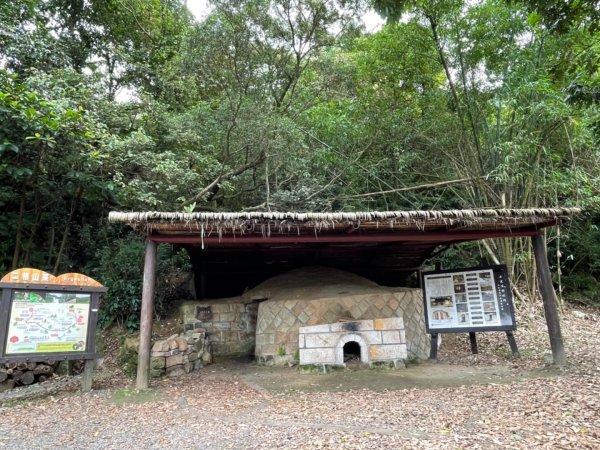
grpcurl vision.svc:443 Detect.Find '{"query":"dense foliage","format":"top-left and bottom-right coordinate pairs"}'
top-left (1, 0), bottom-right (598, 327)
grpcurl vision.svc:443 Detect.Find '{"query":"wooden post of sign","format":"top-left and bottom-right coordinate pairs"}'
top-left (532, 233), bottom-right (566, 366)
top-left (136, 239), bottom-right (157, 389)
top-left (81, 359), bottom-right (94, 392)
top-left (429, 333), bottom-right (439, 362)
top-left (505, 331), bottom-right (520, 358)
top-left (67, 360), bottom-right (75, 375)
top-left (469, 332), bottom-right (478, 354)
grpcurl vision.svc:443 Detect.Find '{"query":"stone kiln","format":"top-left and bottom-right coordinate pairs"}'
top-left (299, 317), bottom-right (407, 367)
top-left (252, 267), bottom-right (429, 363)
top-left (177, 267), bottom-right (429, 364)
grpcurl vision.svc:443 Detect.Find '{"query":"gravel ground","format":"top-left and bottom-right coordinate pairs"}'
top-left (0, 304), bottom-right (598, 449)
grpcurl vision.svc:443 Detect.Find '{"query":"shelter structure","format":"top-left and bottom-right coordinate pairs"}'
top-left (109, 207), bottom-right (580, 389)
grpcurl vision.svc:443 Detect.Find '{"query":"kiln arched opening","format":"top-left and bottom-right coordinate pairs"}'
top-left (343, 341), bottom-right (362, 362)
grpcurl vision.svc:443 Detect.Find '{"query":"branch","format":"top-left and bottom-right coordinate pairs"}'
top-left (118, 0), bottom-right (154, 44)
top-left (183, 150), bottom-right (266, 206)
top-left (334, 177), bottom-right (484, 200)
top-left (242, 202), bottom-right (267, 212)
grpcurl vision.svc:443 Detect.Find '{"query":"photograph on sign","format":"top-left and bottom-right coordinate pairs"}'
top-left (5, 290), bottom-right (91, 354)
top-left (422, 266), bottom-right (515, 332)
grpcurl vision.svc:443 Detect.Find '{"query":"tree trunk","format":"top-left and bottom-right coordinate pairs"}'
top-left (11, 196), bottom-right (26, 270)
top-left (54, 187), bottom-right (83, 273)
top-left (23, 211), bottom-right (42, 267)
top-left (426, 15), bottom-right (468, 139)
top-left (47, 226), bottom-right (55, 267)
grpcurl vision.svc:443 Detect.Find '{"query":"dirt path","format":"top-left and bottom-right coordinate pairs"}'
top-left (0, 305), bottom-right (598, 449)
top-left (219, 359), bottom-right (561, 394)
top-left (0, 359), bottom-right (598, 449)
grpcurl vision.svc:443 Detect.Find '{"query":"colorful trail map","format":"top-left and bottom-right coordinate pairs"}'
top-left (5, 291), bottom-right (90, 354)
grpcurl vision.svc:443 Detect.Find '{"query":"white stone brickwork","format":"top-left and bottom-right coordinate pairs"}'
top-left (299, 318), bottom-right (407, 366)
top-left (256, 288), bottom-right (429, 362)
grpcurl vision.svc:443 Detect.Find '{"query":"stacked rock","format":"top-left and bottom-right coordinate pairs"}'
top-left (150, 329), bottom-right (211, 378)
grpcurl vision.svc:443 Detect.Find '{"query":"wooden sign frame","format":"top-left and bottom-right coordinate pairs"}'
top-left (0, 269), bottom-right (106, 364)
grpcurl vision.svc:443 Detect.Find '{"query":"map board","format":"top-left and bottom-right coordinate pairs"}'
top-left (5, 291), bottom-right (91, 354)
top-left (0, 268), bottom-right (105, 363)
top-left (422, 265), bottom-right (516, 333)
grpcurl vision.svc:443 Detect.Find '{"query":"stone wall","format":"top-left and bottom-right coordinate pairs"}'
top-left (256, 288), bottom-right (429, 362)
top-left (180, 299), bottom-right (258, 357)
top-left (299, 317), bottom-right (407, 367)
top-left (150, 330), bottom-right (211, 378)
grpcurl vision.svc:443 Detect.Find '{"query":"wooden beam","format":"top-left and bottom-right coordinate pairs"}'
top-left (532, 233), bottom-right (566, 366)
top-left (148, 228), bottom-right (541, 245)
top-left (136, 239), bottom-right (157, 389)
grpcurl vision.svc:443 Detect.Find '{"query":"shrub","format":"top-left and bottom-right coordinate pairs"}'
top-left (88, 226), bottom-right (191, 331)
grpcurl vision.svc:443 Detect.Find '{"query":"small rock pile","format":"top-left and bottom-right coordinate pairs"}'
top-left (150, 330), bottom-right (211, 378)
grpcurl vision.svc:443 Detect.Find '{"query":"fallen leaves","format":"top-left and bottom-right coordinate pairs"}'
top-left (0, 305), bottom-right (598, 448)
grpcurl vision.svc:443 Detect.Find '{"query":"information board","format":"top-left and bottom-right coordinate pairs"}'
top-left (5, 290), bottom-right (91, 354)
top-left (0, 268), bottom-right (105, 363)
top-left (422, 265), bottom-right (516, 333)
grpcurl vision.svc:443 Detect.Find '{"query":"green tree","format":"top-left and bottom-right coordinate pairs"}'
top-left (0, 70), bottom-right (113, 272)
top-left (367, 0), bottom-right (600, 293)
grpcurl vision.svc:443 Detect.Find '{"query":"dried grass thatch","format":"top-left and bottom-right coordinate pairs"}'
top-left (108, 208), bottom-right (580, 238)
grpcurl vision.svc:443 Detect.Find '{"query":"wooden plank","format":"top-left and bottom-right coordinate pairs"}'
top-left (532, 233), bottom-right (566, 366)
top-left (136, 239), bottom-right (157, 389)
top-left (148, 228), bottom-right (541, 245)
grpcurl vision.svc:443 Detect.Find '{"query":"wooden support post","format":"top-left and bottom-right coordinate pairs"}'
top-left (136, 239), bottom-right (157, 389)
top-left (532, 233), bottom-right (566, 366)
top-left (429, 333), bottom-right (439, 362)
top-left (506, 331), bottom-right (520, 358)
top-left (81, 359), bottom-right (94, 392)
top-left (67, 360), bottom-right (75, 376)
top-left (469, 332), bottom-right (478, 354)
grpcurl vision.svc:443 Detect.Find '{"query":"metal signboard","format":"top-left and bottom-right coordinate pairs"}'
top-left (422, 265), bottom-right (516, 334)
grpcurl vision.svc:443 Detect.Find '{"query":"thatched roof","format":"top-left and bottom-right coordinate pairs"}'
top-left (109, 207), bottom-right (580, 295)
top-left (109, 208), bottom-right (579, 238)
